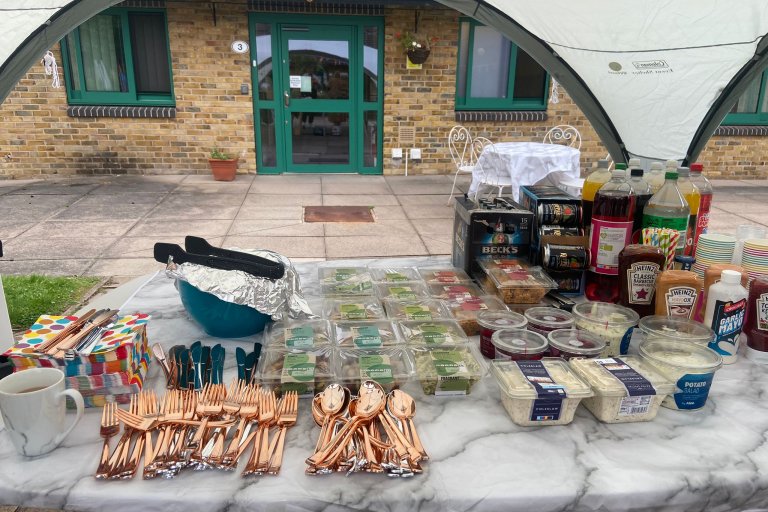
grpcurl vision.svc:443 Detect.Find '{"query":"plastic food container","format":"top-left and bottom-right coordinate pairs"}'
top-left (569, 355), bottom-right (675, 422)
top-left (383, 299), bottom-right (451, 321)
top-left (547, 329), bottom-right (605, 360)
top-left (571, 302), bottom-right (639, 357)
top-left (319, 267), bottom-right (374, 296)
top-left (490, 358), bottom-right (593, 426)
top-left (639, 339), bottom-right (723, 411)
top-left (333, 320), bottom-right (402, 348)
top-left (524, 307), bottom-right (574, 337)
top-left (636, 316), bottom-right (716, 345)
top-left (491, 329), bottom-right (549, 360)
top-left (369, 267), bottom-right (421, 283)
top-left (256, 346), bottom-right (335, 396)
top-left (398, 320), bottom-right (469, 346)
top-left (410, 343), bottom-right (486, 396)
top-left (483, 266), bottom-right (559, 304)
top-left (477, 311), bottom-right (528, 359)
top-left (417, 267), bottom-right (472, 285)
top-left (374, 282), bottom-right (430, 300)
top-left (444, 295), bottom-right (508, 336)
top-left (335, 347), bottom-right (414, 392)
top-left (265, 320), bottom-right (333, 349)
top-left (427, 282), bottom-right (485, 300)
top-left (323, 298), bottom-right (385, 321)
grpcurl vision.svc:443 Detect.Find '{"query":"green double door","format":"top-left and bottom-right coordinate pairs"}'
top-left (250, 15), bottom-right (383, 174)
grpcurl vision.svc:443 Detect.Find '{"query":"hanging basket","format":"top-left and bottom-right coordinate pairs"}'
top-left (407, 48), bottom-right (431, 65)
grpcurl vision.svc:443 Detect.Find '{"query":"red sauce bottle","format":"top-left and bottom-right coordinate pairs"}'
top-left (618, 245), bottom-right (666, 318)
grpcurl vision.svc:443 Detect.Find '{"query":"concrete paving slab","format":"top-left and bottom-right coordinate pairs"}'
top-left (159, 192), bottom-right (247, 207)
top-left (322, 175), bottom-right (387, 184)
top-left (127, 219), bottom-right (233, 238)
top-left (86, 258), bottom-right (161, 277)
top-left (148, 203), bottom-right (241, 220)
top-left (0, 259), bottom-right (92, 276)
top-left (388, 182), bottom-right (457, 195)
top-left (323, 194), bottom-right (399, 206)
top-left (222, 236), bottom-right (325, 258)
top-left (412, 218), bottom-right (454, 236)
top-left (398, 194), bottom-right (454, 206)
top-left (249, 181), bottom-right (321, 195)
top-left (711, 201), bottom-right (768, 214)
top-left (243, 194), bottom-right (323, 207)
top-left (2, 236), bottom-right (119, 260)
top-left (175, 182), bottom-right (253, 195)
top-left (91, 179), bottom-right (181, 194)
top-left (371, 206), bottom-right (407, 220)
top-left (52, 196), bottom-right (163, 220)
top-left (705, 211), bottom-right (749, 236)
top-left (325, 235), bottom-right (428, 258)
top-left (253, 174), bottom-right (321, 184)
top-left (0, 194), bottom-right (81, 214)
top-left (104, 236), bottom-right (192, 258)
top-left (7, 182), bottom-right (100, 195)
top-left (183, 174), bottom-right (255, 183)
top-left (420, 236), bottom-right (453, 255)
top-left (228, 219), bottom-right (324, 237)
top-left (711, 180), bottom-right (749, 187)
top-left (19, 220), bottom-right (136, 239)
top-left (402, 204), bottom-right (455, 219)
top-left (0, 221), bottom-right (35, 239)
top-left (321, 181), bottom-right (393, 195)
top-left (726, 212), bottom-right (768, 228)
top-left (236, 205), bottom-right (305, 220)
top-left (324, 219), bottom-right (417, 237)
top-left (0, 179), bottom-right (41, 189)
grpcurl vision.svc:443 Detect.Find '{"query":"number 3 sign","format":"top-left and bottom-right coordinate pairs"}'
top-left (231, 40), bottom-right (249, 54)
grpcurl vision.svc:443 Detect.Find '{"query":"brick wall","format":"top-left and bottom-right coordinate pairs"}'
top-left (0, 3), bottom-right (764, 178)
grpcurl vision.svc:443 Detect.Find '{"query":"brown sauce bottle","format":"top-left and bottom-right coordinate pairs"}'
top-left (618, 245), bottom-right (666, 317)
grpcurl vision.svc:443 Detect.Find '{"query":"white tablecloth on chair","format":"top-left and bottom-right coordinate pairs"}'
top-left (468, 142), bottom-right (581, 201)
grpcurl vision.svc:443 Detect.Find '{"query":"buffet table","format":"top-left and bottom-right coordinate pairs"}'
top-left (1, 256), bottom-right (768, 512)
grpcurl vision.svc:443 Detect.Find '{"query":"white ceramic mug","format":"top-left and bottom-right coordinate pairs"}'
top-left (0, 367), bottom-right (84, 457)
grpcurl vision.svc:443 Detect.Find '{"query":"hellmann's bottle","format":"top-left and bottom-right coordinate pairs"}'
top-left (676, 167), bottom-right (700, 257)
top-left (690, 162), bottom-right (713, 257)
top-left (642, 170), bottom-right (689, 255)
top-left (646, 161), bottom-right (666, 193)
top-left (581, 158), bottom-right (612, 231)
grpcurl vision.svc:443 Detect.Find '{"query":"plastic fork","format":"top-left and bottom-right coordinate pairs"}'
top-left (205, 380), bottom-right (243, 465)
top-left (94, 402), bottom-right (119, 479)
top-left (267, 391), bottom-right (298, 475)
top-left (242, 389), bottom-right (276, 476)
top-left (221, 385), bottom-right (259, 468)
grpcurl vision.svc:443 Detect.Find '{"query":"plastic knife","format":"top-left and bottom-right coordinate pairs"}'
top-left (236, 347), bottom-right (246, 382)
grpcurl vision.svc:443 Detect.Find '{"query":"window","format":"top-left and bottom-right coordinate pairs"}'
top-left (61, 7), bottom-right (174, 106)
top-left (722, 70), bottom-right (768, 125)
top-left (455, 19), bottom-right (548, 110)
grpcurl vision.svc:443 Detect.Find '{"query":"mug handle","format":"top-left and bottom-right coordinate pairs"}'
top-left (54, 389), bottom-right (85, 447)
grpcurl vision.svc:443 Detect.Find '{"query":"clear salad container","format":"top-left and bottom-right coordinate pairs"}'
top-left (639, 339), bottom-right (723, 411)
top-left (477, 310), bottom-right (528, 359)
top-left (483, 266), bottom-right (559, 304)
top-left (490, 358), bottom-right (593, 426)
top-left (334, 347), bottom-right (414, 392)
top-left (410, 343), bottom-right (486, 396)
top-left (319, 267), bottom-right (374, 296)
top-left (332, 320), bottom-right (402, 348)
top-left (491, 329), bottom-right (549, 361)
top-left (524, 307), bottom-right (574, 336)
top-left (444, 295), bottom-right (508, 336)
top-left (383, 299), bottom-right (451, 321)
top-left (636, 316), bottom-right (716, 345)
top-left (398, 320), bottom-right (469, 346)
top-left (547, 329), bottom-right (605, 360)
top-left (427, 282), bottom-right (485, 300)
top-left (323, 298), bottom-right (385, 321)
top-left (569, 355), bottom-right (675, 423)
top-left (369, 267), bottom-right (421, 283)
top-left (571, 302), bottom-right (639, 357)
top-left (256, 346), bottom-right (335, 397)
top-left (375, 282), bottom-right (430, 300)
top-left (264, 320), bottom-right (333, 349)
top-left (417, 267), bottom-right (472, 285)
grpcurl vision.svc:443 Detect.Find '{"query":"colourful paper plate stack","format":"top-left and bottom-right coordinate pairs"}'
top-left (741, 238), bottom-right (768, 281)
top-left (693, 233), bottom-right (737, 278)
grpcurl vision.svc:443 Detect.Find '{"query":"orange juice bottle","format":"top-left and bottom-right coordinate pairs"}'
top-left (676, 167), bottom-right (700, 256)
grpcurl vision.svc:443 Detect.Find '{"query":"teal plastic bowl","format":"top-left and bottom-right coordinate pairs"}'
top-left (177, 280), bottom-right (271, 338)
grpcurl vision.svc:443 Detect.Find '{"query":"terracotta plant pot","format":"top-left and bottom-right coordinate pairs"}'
top-left (208, 159), bottom-right (237, 181)
top-left (407, 48), bottom-right (430, 64)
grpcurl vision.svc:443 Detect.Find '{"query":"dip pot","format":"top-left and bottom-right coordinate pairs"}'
top-left (524, 307), bottom-right (574, 337)
top-left (491, 329), bottom-right (548, 361)
top-left (547, 329), bottom-right (606, 360)
top-left (636, 315), bottom-right (715, 346)
top-left (477, 311), bottom-right (528, 359)
top-left (638, 339), bottom-right (723, 411)
top-left (571, 302), bottom-right (639, 357)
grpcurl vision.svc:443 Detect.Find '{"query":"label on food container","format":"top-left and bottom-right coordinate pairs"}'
top-left (384, 271), bottom-right (409, 282)
top-left (664, 286), bottom-right (699, 319)
top-left (284, 326), bottom-right (314, 348)
top-left (430, 350), bottom-right (471, 395)
top-left (420, 323), bottom-right (449, 344)
top-left (626, 262), bottom-right (661, 305)
top-left (758, 293), bottom-right (768, 331)
top-left (359, 354), bottom-right (394, 385)
top-left (340, 303), bottom-right (368, 320)
top-left (333, 281), bottom-right (372, 294)
top-left (707, 298), bottom-right (747, 357)
top-left (404, 305), bottom-right (433, 320)
top-left (588, 218), bottom-right (633, 275)
top-left (516, 360), bottom-right (566, 422)
top-left (388, 286), bottom-right (417, 300)
top-left (281, 353), bottom-right (316, 394)
top-left (594, 358), bottom-right (656, 415)
top-left (351, 325), bottom-right (382, 348)
top-left (442, 285), bottom-right (475, 299)
top-left (333, 268), bottom-right (358, 281)
top-left (672, 372), bottom-right (714, 410)
top-left (433, 271), bottom-right (461, 283)
top-left (456, 297), bottom-right (488, 311)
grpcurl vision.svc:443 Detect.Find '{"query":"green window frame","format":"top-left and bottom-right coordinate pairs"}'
top-left (455, 18), bottom-right (548, 111)
top-left (60, 7), bottom-right (174, 106)
top-left (722, 69), bottom-right (768, 125)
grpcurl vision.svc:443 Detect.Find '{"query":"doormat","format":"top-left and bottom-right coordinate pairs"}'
top-left (304, 206), bottom-right (375, 223)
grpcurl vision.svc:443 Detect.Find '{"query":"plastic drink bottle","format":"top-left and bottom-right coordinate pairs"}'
top-left (628, 166), bottom-right (652, 241)
top-left (581, 159), bottom-right (612, 231)
top-left (704, 269), bottom-right (748, 364)
top-left (646, 162), bottom-right (666, 193)
top-left (642, 170), bottom-right (689, 255)
top-left (689, 162), bottom-right (713, 256)
top-left (676, 167), bottom-right (700, 256)
top-left (585, 169), bottom-right (636, 302)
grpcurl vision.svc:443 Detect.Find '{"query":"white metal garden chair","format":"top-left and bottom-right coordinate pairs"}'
top-left (447, 125), bottom-right (476, 204)
top-left (542, 125), bottom-right (584, 195)
top-left (471, 136), bottom-right (513, 200)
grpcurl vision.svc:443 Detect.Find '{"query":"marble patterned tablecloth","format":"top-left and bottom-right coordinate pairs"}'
top-left (1, 256), bottom-right (768, 512)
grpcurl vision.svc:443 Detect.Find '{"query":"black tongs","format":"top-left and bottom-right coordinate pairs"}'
top-left (153, 240), bottom-right (284, 280)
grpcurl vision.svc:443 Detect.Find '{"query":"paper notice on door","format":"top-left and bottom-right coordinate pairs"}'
top-left (289, 75), bottom-right (302, 88)
top-left (301, 76), bottom-right (312, 92)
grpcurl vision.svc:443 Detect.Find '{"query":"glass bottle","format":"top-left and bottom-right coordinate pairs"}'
top-left (585, 169), bottom-right (636, 302)
top-left (618, 244), bottom-right (666, 318)
top-left (689, 162), bottom-right (713, 257)
top-left (581, 159), bottom-right (612, 231)
top-left (646, 162), bottom-right (666, 193)
top-left (676, 167), bottom-right (700, 256)
top-left (642, 170), bottom-right (689, 255)
top-left (628, 167), bottom-right (652, 241)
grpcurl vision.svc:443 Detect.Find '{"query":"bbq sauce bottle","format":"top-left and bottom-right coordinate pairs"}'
top-left (618, 244), bottom-right (666, 318)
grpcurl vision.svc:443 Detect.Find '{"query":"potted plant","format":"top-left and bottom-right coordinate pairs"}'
top-left (395, 31), bottom-right (436, 64)
top-left (208, 147), bottom-right (237, 181)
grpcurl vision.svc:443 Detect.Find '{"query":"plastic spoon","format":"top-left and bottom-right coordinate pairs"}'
top-left (388, 390), bottom-right (428, 461)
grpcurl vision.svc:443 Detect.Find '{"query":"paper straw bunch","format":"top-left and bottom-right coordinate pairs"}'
top-left (642, 228), bottom-right (680, 270)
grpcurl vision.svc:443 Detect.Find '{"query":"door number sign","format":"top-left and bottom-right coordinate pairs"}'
top-left (231, 40), bottom-right (249, 54)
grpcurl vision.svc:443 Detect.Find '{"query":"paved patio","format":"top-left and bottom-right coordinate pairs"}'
top-left (0, 173), bottom-right (765, 278)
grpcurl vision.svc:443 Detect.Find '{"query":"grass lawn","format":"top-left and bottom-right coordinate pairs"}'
top-left (2, 275), bottom-right (101, 330)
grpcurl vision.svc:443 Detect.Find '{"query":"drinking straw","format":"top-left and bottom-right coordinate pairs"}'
top-left (666, 230), bottom-right (680, 270)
